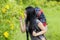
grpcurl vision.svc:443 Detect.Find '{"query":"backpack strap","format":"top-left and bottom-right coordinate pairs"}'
top-left (33, 19), bottom-right (41, 32)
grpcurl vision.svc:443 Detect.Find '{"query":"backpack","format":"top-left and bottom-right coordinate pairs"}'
top-left (35, 7), bottom-right (47, 27)
top-left (26, 19), bottom-right (43, 40)
top-left (28, 19), bottom-right (46, 40)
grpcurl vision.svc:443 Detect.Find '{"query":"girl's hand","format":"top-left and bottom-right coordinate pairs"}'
top-left (20, 16), bottom-right (22, 22)
top-left (20, 16), bottom-right (26, 33)
top-left (32, 31), bottom-right (37, 37)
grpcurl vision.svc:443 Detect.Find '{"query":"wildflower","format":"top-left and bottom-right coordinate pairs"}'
top-left (10, 23), bottom-right (14, 30)
top-left (5, 5), bottom-right (9, 9)
top-left (3, 31), bottom-right (9, 38)
top-left (2, 8), bottom-right (6, 13)
top-left (22, 14), bottom-right (24, 19)
top-left (35, 1), bottom-right (38, 5)
top-left (6, 20), bottom-right (11, 23)
top-left (20, 13), bottom-right (24, 19)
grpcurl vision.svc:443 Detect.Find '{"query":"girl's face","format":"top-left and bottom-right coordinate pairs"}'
top-left (24, 10), bottom-right (27, 19)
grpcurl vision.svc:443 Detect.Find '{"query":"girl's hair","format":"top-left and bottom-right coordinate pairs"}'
top-left (25, 6), bottom-right (36, 26)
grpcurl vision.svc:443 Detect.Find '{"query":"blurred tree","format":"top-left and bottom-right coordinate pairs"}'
top-left (47, 0), bottom-right (60, 2)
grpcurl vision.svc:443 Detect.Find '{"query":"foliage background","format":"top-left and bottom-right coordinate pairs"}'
top-left (0, 0), bottom-right (60, 40)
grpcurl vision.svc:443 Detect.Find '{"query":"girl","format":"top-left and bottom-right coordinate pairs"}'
top-left (20, 6), bottom-right (47, 40)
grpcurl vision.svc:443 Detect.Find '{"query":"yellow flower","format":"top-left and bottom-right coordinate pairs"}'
top-left (6, 20), bottom-right (11, 23)
top-left (10, 23), bottom-right (14, 30)
top-left (3, 31), bottom-right (9, 38)
top-left (2, 8), bottom-right (6, 13)
top-left (22, 14), bottom-right (24, 19)
top-left (35, 1), bottom-right (39, 5)
top-left (20, 13), bottom-right (24, 19)
top-left (5, 5), bottom-right (9, 9)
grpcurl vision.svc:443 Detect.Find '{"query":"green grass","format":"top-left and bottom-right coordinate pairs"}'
top-left (43, 6), bottom-right (60, 40)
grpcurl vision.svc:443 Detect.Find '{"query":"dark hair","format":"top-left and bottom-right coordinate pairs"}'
top-left (25, 6), bottom-right (36, 26)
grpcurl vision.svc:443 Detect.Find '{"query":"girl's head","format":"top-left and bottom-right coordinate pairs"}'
top-left (25, 6), bottom-right (36, 21)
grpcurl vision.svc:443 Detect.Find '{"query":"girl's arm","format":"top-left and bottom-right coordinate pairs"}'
top-left (33, 21), bottom-right (47, 36)
top-left (20, 17), bottom-right (26, 33)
